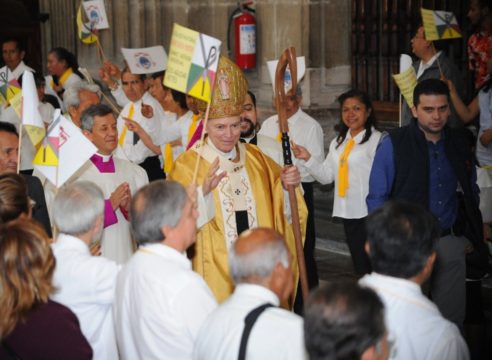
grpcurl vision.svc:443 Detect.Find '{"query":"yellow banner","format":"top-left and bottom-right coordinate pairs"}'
top-left (421, 8), bottom-right (462, 41)
top-left (10, 92), bottom-right (22, 118)
top-left (393, 66), bottom-right (418, 108)
top-left (164, 23), bottom-right (221, 103)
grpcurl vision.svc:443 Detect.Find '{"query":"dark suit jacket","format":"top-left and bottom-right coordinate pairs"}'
top-left (22, 174), bottom-right (52, 237)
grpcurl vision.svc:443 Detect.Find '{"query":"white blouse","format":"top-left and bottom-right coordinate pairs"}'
top-left (303, 127), bottom-right (381, 219)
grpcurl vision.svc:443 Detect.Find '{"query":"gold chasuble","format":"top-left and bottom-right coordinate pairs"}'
top-left (169, 140), bottom-right (307, 304)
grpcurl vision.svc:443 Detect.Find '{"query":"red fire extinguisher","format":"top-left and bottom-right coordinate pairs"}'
top-left (228, 2), bottom-right (256, 70)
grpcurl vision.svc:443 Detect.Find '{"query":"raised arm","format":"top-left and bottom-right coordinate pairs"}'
top-left (125, 118), bottom-right (161, 155)
top-left (446, 79), bottom-right (479, 124)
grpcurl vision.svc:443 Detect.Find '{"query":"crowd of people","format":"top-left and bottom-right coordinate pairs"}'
top-left (0, 2), bottom-right (492, 359)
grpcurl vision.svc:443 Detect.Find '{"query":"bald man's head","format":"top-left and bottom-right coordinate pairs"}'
top-left (234, 227), bottom-right (282, 255)
top-left (229, 228), bottom-right (293, 301)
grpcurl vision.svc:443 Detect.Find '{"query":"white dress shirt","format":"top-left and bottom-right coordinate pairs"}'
top-left (417, 51), bottom-right (441, 79)
top-left (110, 82), bottom-right (130, 107)
top-left (193, 284), bottom-right (305, 360)
top-left (51, 233), bottom-right (121, 360)
top-left (39, 154), bottom-right (149, 264)
top-left (115, 92), bottom-right (162, 164)
top-left (44, 72), bottom-right (82, 111)
top-left (0, 61), bottom-right (34, 81)
top-left (259, 108), bottom-right (324, 182)
top-left (359, 273), bottom-right (469, 360)
top-left (303, 128), bottom-right (381, 219)
top-left (113, 243), bottom-right (217, 360)
top-left (243, 133), bottom-right (284, 166)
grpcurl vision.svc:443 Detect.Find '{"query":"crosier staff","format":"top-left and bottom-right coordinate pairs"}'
top-left (275, 46), bottom-right (309, 302)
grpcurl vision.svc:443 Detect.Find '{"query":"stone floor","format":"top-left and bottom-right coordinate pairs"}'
top-left (312, 184), bottom-right (492, 359)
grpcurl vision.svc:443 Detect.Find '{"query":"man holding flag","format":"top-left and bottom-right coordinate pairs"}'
top-left (114, 68), bottom-right (164, 181)
top-left (401, 9), bottom-right (463, 127)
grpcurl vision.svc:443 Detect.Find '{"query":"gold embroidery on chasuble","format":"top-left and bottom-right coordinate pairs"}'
top-left (195, 141), bottom-right (258, 248)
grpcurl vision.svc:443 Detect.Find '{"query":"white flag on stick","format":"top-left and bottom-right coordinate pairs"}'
top-left (82, 0), bottom-right (109, 30)
top-left (122, 46), bottom-right (168, 75)
top-left (22, 70), bottom-right (46, 146)
top-left (33, 110), bottom-right (97, 188)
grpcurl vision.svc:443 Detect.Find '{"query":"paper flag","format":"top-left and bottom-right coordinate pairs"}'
top-left (33, 110), bottom-right (97, 188)
top-left (6, 80), bottom-right (21, 102)
top-left (82, 0), bottom-right (109, 30)
top-left (21, 71), bottom-right (46, 146)
top-left (10, 91), bottom-right (22, 118)
top-left (164, 23), bottom-right (221, 103)
top-left (33, 142), bottom-right (58, 166)
top-left (267, 56), bottom-right (306, 94)
top-left (77, 5), bottom-right (98, 44)
top-left (421, 8), bottom-right (462, 41)
top-left (393, 55), bottom-right (417, 108)
top-left (121, 46), bottom-right (168, 75)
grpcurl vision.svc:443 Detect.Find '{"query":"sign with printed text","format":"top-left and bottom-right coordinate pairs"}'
top-left (122, 46), bottom-right (168, 74)
top-left (164, 23), bottom-right (221, 103)
top-left (421, 8), bottom-right (462, 41)
top-left (393, 67), bottom-right (417, 109)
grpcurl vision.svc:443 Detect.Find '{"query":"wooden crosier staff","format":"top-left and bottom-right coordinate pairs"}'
top-left (275, 46), bottom-right (309, 303)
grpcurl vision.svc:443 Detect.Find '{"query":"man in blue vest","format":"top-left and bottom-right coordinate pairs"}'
top-left (367, 78), bottom-right (486, 329)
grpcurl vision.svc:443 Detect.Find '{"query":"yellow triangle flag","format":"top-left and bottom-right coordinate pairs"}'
top-left (33, 144), bottom-right (58, 166)
top-left (10, 92), bottom-right (22, 118)
top-left (6, 85), bottom-right (21, 102)
top-left (24, 125), bottom-right (46, 147)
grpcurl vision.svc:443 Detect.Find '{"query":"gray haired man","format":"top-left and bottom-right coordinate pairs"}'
top-left (113, 180), bottom-right (217, 359)
top-left (63, 81), bottom-right (101, 128)
top-left (51, 181), bottom-right (121, 360)
top-left (193, 227), bottom-right (305, 360)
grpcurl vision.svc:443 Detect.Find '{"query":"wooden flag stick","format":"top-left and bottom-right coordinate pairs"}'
top-left (78, 67), bottom-right (120, 114)
top-left (275, 47), bottom-right (309, 303)
top-left (95, 38), bottom-right (108, 64)
top-left (192, 101), bottom-right (212, 185)
top-left (399, 94), bottom-right (402, 128)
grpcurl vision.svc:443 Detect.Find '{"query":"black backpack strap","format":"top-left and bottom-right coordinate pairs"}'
top-left (237, 303), bottom-right (275, 360)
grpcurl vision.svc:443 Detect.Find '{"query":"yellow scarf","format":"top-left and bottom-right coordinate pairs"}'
top-left (188, 113), bottom-right (200, 143)
top-left (163, 141), bottom-right (174, 173)
top-left (118, 103), bottom-right (134, 146)
top-left (337, 138), bottom-right (355, 197)
top-left (50, 68), bottom-right (74, 90)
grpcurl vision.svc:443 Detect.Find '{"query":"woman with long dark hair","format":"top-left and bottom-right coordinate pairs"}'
top-left (293, 89), bottom-right (381, 275)
top-left (44, 47), bottom-right (82, 110)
